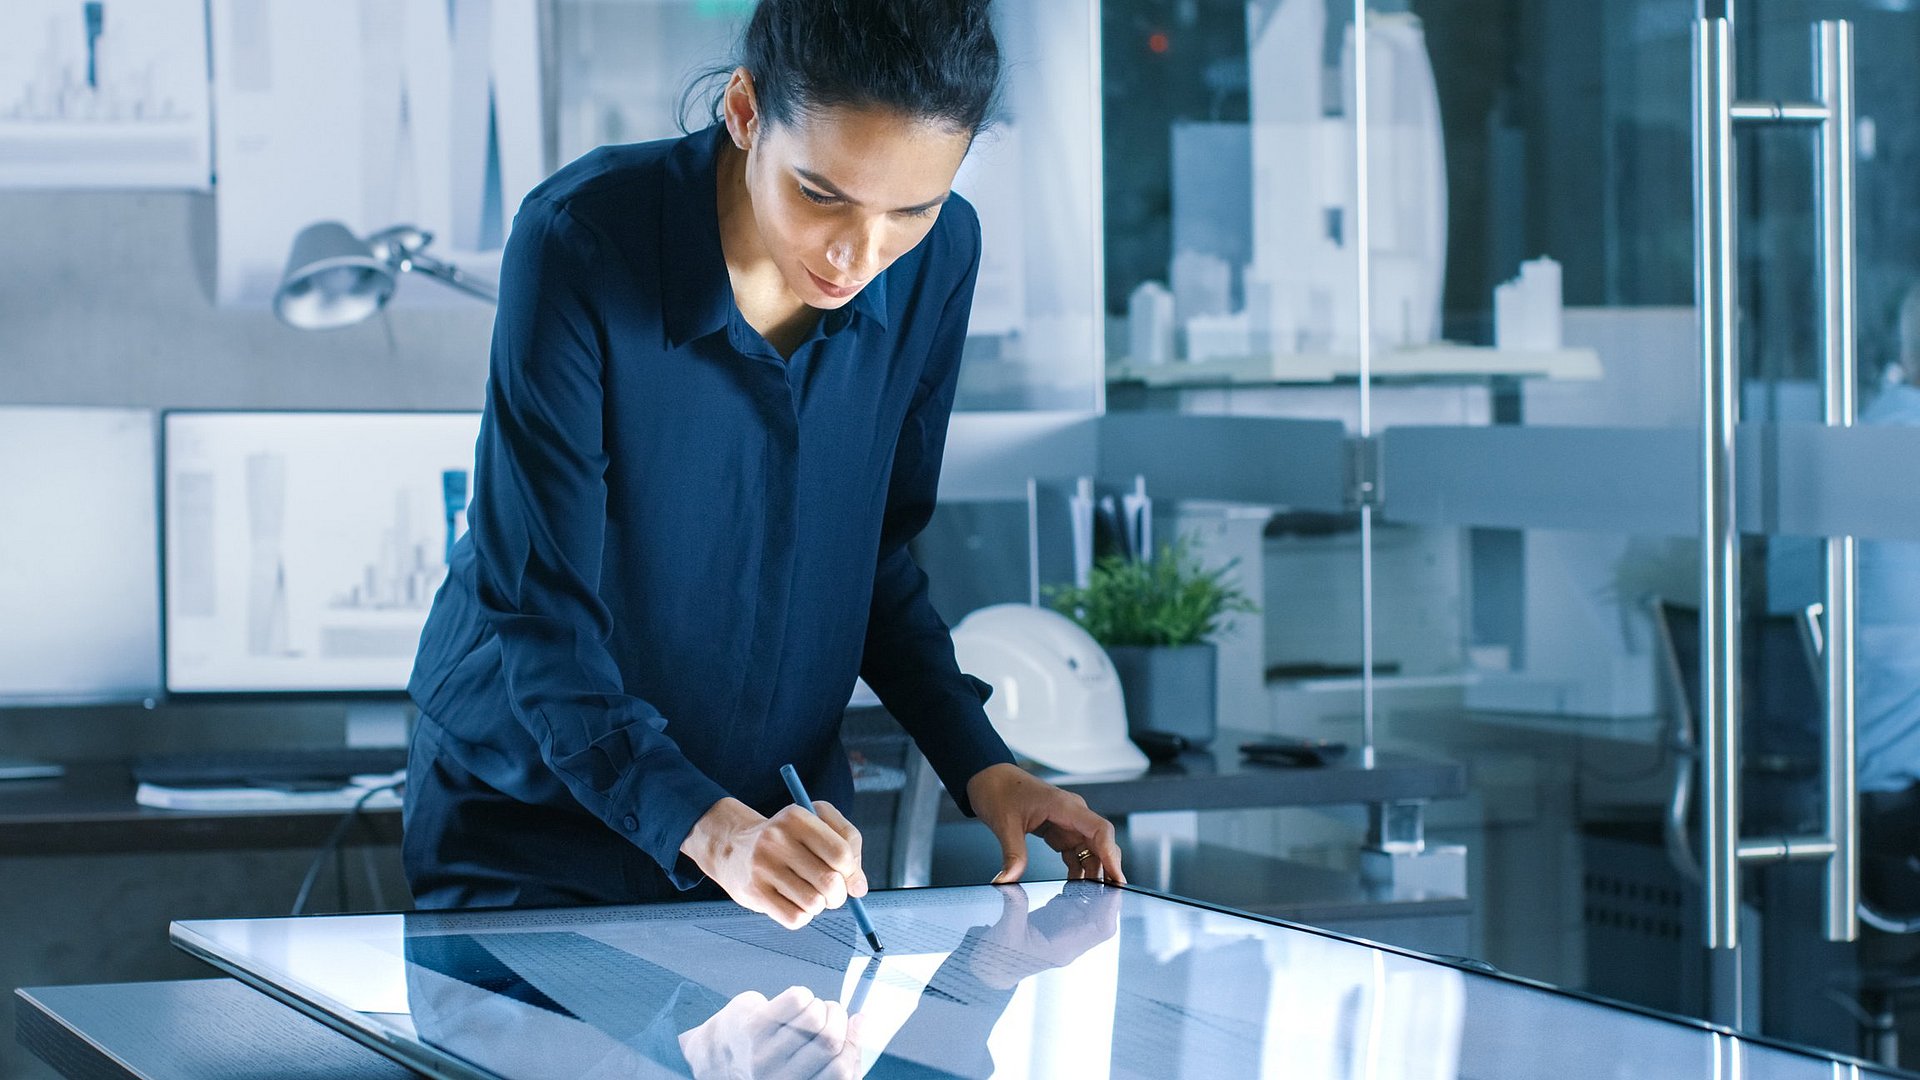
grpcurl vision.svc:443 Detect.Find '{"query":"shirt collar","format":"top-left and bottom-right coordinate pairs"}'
top-left (661, 124), bottom-right (890, 349)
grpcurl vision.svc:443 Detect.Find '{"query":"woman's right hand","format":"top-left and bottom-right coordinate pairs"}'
top-left (680, 797), bottom-right (869, 929)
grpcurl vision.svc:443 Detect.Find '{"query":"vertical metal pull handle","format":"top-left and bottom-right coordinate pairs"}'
top-left (1691, 17), bottom-right (1861, 952)
top-left (1693, 16), bottom-right (1742, 953)
top-left (1815, 20), bottom-right (1859, 944)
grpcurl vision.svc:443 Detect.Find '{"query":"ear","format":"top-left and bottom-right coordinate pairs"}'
top-left (721, 67), bottom-right (760, 151)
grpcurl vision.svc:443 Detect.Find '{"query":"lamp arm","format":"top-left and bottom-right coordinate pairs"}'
top-left (401, 252), bottom-right (499, 306)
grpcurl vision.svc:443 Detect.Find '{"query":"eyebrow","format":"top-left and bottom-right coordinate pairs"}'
top-left (794, 167), bottom-right (950, 214)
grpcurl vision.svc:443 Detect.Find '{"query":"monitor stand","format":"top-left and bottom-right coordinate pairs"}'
top-left (0, 756), bottom-right (65, 781)
top-left (345, 703), bottom-right (412, 750)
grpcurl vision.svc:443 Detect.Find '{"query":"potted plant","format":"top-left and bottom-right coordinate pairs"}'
top-left (1046, 534), bottom-right (1257, 749)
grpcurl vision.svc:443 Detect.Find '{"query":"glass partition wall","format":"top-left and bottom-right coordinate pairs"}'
top-left (1340, 0), bottom-right (1920, 1064)
top-left (1110, 0), bottom-right (1920, 1066)
top-left (1100, 0), bottom-right (1377, 879)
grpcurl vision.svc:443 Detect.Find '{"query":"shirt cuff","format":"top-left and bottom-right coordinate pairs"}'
top-left (921, 678), bottom-right (1018, 819)
top-left (609, 748), bottom-right (732, 890)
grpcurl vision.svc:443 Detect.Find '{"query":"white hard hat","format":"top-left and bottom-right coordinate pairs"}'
top-left (951, 604), bottom-right (1149, 777)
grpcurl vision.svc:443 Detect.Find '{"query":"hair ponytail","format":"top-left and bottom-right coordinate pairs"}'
top-left (682, 0), bottom-right (1001, 137)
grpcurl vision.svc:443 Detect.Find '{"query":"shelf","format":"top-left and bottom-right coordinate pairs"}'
top-left (1108, 345), bottom-right (1602, 387)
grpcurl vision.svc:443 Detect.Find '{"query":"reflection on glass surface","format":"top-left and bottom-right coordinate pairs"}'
top-left (1738, 2), bottom-right (1920, 388)
top-left (173, 882), bottom-right (1899, 1079)
top-left (549, 0), bottom-right (1102, 413)
top-left (677, 985), bottom-right (860, 1079)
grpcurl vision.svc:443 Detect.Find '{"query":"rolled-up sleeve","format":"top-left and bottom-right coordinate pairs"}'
top-left (470, 198), bottom-right (728, 887)
top-left (858, 216), bottom-right (1017, 816)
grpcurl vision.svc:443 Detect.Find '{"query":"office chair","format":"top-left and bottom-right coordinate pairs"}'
top-left (1650, 598), bottom-right (1920, 1064)
top-left (1648, 598), bottom-right (1826, 883)
top-left (1652, 598), bottom-right (1920, 932)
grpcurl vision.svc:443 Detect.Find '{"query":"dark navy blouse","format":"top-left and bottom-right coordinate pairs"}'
top-left (407, 123), bottom-right (1014, 897)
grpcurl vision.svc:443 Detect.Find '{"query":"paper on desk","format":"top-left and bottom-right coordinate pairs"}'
top-left (135, 779), bottom-right (404, 812)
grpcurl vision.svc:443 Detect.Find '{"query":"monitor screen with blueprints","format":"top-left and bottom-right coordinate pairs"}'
top-left (170, 881), bottom-right (1896, 1079)
top-left (162, 411), bottom-right (482, 694)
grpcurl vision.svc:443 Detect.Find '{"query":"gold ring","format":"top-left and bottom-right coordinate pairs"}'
top-left (1074, 848), bottom-right (1093, 863)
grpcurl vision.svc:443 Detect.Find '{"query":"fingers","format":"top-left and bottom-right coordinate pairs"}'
top-left (762, 986), bottom-right (813, 1022)
top-left (811, 801), bottom-right (869, 899)
top-left (1037, 802), bottom-right (1126, 885)
top-left (754, 805), bottom-right (862, 926)
top-left (1063, 802), bottom-right (1124, 884)
top-left (777, 999), bottom-right (855, 1080)
top-left (987, 818), bottom-right (1029, 884)
top-left (757, 994), bottom-right (846, 1078)
top-left (811, 1033), bottom-right (863, 1080)
top-left (773, 804), bottom-right (859, 877)
top-left (752, 882), bottom-right (812, 930)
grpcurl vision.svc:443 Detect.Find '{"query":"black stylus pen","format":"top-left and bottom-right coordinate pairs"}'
top-left (780, 763), bottom-right (883, 952)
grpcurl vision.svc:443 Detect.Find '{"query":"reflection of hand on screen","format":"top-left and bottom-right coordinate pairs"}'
top-left (972, 882), bottom-right (1122, 989)
top-left (677, 985), bottom-right (865, 1080)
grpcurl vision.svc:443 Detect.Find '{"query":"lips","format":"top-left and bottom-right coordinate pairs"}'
top-left (807, 267), bottom-right (859, 300)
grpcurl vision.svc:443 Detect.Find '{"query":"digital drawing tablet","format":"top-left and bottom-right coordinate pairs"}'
top-left (171, 881), bottom-right (1898, 1079)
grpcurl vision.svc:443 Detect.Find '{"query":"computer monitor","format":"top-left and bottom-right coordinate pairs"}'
top-left (162, 411), bottom-right (482, 697)
top-left (0, 406), bottom-right (161, 704)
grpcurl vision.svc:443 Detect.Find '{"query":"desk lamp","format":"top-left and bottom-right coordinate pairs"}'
top-left (272, 222), bottom-right (498, 330)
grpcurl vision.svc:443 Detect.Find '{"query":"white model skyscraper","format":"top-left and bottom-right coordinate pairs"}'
top-left (1242, 0), bottom-right (1446, 358)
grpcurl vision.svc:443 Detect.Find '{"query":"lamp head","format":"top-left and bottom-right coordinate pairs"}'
top-left (271, 221), bottom-right (398, 330)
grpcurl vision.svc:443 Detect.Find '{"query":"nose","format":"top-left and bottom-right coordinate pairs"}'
top-left (825, 222), bottom-right (883, 281)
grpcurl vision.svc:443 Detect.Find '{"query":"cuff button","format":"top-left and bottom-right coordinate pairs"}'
top-left (621, 814), bottom-right (639, 832)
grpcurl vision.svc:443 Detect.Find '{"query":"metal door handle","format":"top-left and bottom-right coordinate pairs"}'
top-left (1693, 14), bottom-right (1741, 953)
top-left (1692, 18), bottom-right (1859, 952)
top-left (1814, 20), bottom-right (1859, 945)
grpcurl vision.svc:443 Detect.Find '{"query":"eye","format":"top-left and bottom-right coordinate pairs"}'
top-left (798, 185), bottom-right (838, 206)
top-left (898, 204), bottom-right (939, 220)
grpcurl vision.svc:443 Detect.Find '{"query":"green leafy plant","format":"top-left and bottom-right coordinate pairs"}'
top-left (1046, 533), bottom-right (1258, 648)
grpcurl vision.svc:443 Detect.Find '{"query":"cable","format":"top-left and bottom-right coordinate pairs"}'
top-left (291, 777), bottom-right (404, 917)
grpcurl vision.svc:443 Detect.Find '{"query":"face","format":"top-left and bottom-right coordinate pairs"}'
top-left (723, 70), bottom-right (973, 309)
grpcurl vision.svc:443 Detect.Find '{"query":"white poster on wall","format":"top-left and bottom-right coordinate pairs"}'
top-left (0, 0), bottom-right (213, 189)
top-left (209, 0), bottom-right (545, 308)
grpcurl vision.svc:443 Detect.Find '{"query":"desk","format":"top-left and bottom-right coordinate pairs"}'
top-left (0, 764), bottom-right (405, 857)
top-left (0, 740), bottom-right (1465, 1080)
top-left (0, 765), bottom-right (416, 1080)
top-left (0, 735), bottom-right (1466, 853)
top-left (17, 880), bottom-right (1902, 1080)
top-left (16, 980), bottom-right (416, 1080)
top-left (953, 735), bottom-right (1466, 820)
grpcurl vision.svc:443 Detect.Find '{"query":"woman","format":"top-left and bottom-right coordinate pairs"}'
top-left (404, 0), bottom-right (1124, 929)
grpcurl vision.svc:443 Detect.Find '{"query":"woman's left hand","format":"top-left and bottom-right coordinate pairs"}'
top-left (965, 763), bottom-right (1126, 885)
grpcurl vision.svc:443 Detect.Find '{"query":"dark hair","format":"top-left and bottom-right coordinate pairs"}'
top-left (681, 0), bottom-right (1001, 137)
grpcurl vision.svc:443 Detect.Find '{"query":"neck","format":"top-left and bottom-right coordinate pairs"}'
top-left (715, 142), bottom-right (789, 299)
top-left (713, 138), bottom-right (818, 357)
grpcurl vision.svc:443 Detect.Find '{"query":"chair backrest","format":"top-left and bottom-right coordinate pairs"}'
top-left (1649, 599), bottom-right (1824, 834)
top-left (1649, 600), bottom-right (1823, 765)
